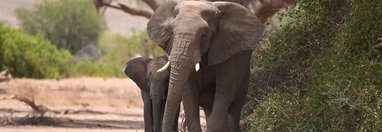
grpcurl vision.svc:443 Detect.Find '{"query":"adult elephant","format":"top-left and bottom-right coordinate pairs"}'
top-left (124, 56), bottom-right (179, 132)
top-left (147, 1), bottom-right (264, 132)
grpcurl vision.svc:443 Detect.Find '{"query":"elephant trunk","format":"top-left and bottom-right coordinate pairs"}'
top-left (152, 97), bottom-right (163, 132)
top-left (162, 33), bottom-right (196, 132)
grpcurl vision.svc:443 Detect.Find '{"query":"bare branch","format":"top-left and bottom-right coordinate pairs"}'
top-left (96, 0), bottom-right (152, 19)
top-left (118, 3), bottom-right (152, 19)
top-left (93, 0), bottom-right (104, 12)
top-left (9, 95), bottom-right (49, 116)
top-left (373, 37), bottom-right (382, 50)
top-left (142, 0), bottom-right (159, 10)
top-left (0, 70), bottom-right (12, 82)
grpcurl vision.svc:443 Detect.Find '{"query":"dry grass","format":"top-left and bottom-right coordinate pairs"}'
top-left (0, 77), bottom-right (144, 131)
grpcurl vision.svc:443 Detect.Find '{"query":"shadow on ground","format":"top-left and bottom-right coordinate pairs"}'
top-left (1, 116), bottom-right (144, 129)
top-left (0, 108), bottom-right (144, 129)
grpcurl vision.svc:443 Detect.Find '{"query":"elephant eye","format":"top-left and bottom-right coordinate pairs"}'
top-left (201, 33), bottom-right (207, 38)
top-left (200, 28), bottom-right (209, 38)
top-left (173, 8), bottom-right (179, 17)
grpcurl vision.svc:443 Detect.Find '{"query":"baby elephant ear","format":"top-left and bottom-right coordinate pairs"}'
top-left (209, 1), bottom-right (265, 65)
top-left (147, 1), bottom-right (177, 53)
top-left (125, 57), bottom-right (152, 93)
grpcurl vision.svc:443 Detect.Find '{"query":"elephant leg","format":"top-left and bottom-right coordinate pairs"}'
top-left (142, 92), bottom-right (154, 132)
top-left (228, 74), bottom-right (249, 132)
top-left (200, 92), bottom-right (214, 117)
top-left (229, 51), bottom-right (251, 132)
top-left (207, 51), bottom-right (252, 132)
top-left (183, 80), bottom-right (202, 132)
top-left (228, 94), bottom-right (247, 132)
top-left (226, 114), bottom-right (235, 132)
top-left (206, 73), bottom-right (235, 132)
top-left (200, 92), bottom-right (214, 124)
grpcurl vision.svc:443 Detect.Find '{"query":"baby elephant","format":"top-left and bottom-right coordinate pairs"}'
top-left (124, 56), bottom-right (179, 132)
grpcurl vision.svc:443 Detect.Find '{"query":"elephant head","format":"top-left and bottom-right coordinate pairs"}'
top-left (147, 1), bottom-right (264, 131)
top-left (124, 56), bottom-right (171, 132)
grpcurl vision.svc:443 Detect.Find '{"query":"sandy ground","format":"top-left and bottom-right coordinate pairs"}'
top-left (0, 77), bottom-right (146, 131)
top-left (0, 77), bottom-right (206, 131)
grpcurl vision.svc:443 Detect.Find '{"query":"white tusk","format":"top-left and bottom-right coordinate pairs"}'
top-left (195, 63), bottom-right (200, 72)
top-left (157, 60), bottom-right (170, 72)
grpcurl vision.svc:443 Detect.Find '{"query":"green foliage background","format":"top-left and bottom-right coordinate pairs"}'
top-left (245, 0), bottom-right (382, 131)
top-left (0, 22), bottom-right (162, 78)
top-left (15, 0), bottom-right (106, 54)
top-left (0, 23), bottom-right (71, 78)
top-left (67, 31), bottom-right (165, 77)
top-left (0, 0), bottom-right (164, 78)
top-left (97, 31), bottom-right (166, 68)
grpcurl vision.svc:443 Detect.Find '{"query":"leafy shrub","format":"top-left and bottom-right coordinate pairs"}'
top-left (97, 31), bottom-right (165, 65)
top-left (65, 31), bottom-right (166, 77)
top-left (15, 0), bottom-right (106, 53)
top-left (66, 60), bottom-right (122, 77)
top-left (0, 23), bottom-right (71, 78)
top-left (245, 0), bottom-right (382, 131)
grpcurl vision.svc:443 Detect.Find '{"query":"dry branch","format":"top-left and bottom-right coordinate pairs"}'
top-left (142, 0), bottom-right (159, 10)
top-left (240, 113), bottom-right (256, 128)
top-left (373, 37), bottom-right (382, 49)
top-left (0, 70), bottom-right (12, 82)
top-left (9, 95), bottom-right (49, 116)
top-left (95, 0), bottom-right (154, 19)
top-left (118, 3), bottom-right (152, 19)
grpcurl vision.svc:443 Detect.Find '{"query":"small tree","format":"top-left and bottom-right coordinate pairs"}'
top-left (0, 23), bottom-right (72, 78)
top-left (16, 0), bottom-right (106, 54)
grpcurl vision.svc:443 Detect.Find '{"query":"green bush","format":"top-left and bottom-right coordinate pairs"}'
top-left (16, 0), bottom-right (106, 53)
top-left (97, 31), bottom-right (166, 65)
top-left (64, 31), bottom-right (165, 77)
top-left (66, 60), bottom-right (122, 77)
top-left (0, 23), bottom-right (72, 78)
top-left (245, 0), bottom-right (382, 131)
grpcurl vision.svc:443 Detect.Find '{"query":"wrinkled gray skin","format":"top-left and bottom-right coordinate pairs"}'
top-left (124, 56), bottom-right (179, 132)
top-left (147, 1), bottom-right (265, 132)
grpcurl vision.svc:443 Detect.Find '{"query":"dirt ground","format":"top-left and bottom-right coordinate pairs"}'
top-left (0, 77), bottom-right (146, 131)
top-left (0, 77), bottom-right (207, 132)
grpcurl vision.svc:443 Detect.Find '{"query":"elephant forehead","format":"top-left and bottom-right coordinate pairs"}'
top-left (148, 60), bottom-right (165, 71)
top-left (176, 1), bottom-right (217, 12)
top-left (148, 61), bottom-right (169, 77)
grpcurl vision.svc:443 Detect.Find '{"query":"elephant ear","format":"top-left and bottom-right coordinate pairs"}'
top-left (124, 57), bottom-right (152, 93)
top-left (209, 1), bottom-right (265, 65)
top-left (147, 1), bottom-right (178, 53)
